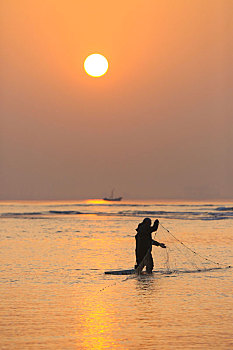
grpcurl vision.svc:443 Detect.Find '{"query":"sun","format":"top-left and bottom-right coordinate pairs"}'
top-left (84, 53), bottom-right (109, 77)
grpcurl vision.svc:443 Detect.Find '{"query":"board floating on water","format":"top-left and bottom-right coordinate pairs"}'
top-left (104, 269), bottom-right (136, 275)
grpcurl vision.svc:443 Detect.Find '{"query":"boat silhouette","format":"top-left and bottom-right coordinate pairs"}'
top-left (103, 189), bottom-right (122, 202)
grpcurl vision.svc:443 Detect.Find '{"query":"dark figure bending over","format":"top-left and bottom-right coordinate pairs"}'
top-left (135, 218), bottom-right (166, 273)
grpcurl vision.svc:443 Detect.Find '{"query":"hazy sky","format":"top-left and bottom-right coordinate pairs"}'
top-left (1, 0), bottom-right (233, 200)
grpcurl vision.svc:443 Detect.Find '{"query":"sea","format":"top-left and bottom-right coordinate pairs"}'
top-left (0, 200), bottom-right (233, 350)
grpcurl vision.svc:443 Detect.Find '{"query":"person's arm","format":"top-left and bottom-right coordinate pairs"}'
top-left (152, 239), bottom-right (166, 248)
top-left (151, 219), bottom-right (159, 233)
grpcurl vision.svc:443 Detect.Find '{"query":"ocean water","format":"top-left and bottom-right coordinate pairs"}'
top-left (0, 200), bottom-right (233, 350)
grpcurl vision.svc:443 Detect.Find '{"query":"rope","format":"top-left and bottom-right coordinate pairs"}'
top-left (164, 247), bottom-right (171, 273)
top-left (160, 223), bottom-right (231, 268)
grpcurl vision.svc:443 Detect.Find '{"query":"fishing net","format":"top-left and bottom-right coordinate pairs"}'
top-left (149, 224), bottom-right (231, 274)
top-left (101, 223), bottom-right (231, 293)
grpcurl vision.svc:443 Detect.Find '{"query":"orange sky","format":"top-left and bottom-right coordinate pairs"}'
top-left (1, 0), bottom-right (233, 199)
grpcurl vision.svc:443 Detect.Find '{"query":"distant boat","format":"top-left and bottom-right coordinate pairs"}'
top-left (103, 189), bottom-right (122, 202)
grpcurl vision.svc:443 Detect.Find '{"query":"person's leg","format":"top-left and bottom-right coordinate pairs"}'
top-left (146, 253), bottom-right (154, 273)
top-left (135, 250), bottom-right (146, 273)
top-left (135, 249), bottom-right (140, 269)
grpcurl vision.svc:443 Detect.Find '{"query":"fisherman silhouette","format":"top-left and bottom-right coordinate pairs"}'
top-left (135, 218), bottom-right (166, 273)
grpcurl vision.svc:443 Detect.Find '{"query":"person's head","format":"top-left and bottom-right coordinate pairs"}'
top-left (142, 217), bottom-right (151, 226)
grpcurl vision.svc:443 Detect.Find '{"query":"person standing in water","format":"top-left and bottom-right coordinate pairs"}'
top-left (135, 218), bottom-right (166, 273)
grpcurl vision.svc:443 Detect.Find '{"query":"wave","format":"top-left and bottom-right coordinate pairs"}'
top-left (215, 206), bottom-right (233, 211)
top-left (118, 209), bottom-right (233, 220)
top-left (1, 212), bottom-right (42, 216)
top-left (1, 209), bottom-right (233, 220)
top-left (1, 210), bottom-right (83, 218)
top-left (49, 210), bottom-right (82, 215)
top-left (1, 203), bottom-right (233, 220)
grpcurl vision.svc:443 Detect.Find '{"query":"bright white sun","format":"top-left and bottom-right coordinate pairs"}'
top-left (84, 53), bottom-right (109, 77)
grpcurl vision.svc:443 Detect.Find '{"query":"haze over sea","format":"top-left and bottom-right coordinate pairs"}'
top-left (1, 200), bottom-right (233, 349)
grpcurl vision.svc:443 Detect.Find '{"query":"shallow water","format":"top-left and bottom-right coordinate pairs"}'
top-left (0, 200), bottom-right (233, 349)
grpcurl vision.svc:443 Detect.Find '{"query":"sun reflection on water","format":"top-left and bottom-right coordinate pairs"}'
top-left (79, 298), bottom-right (119, 350)
top-left (85, 199), bottom-right (107, 205)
